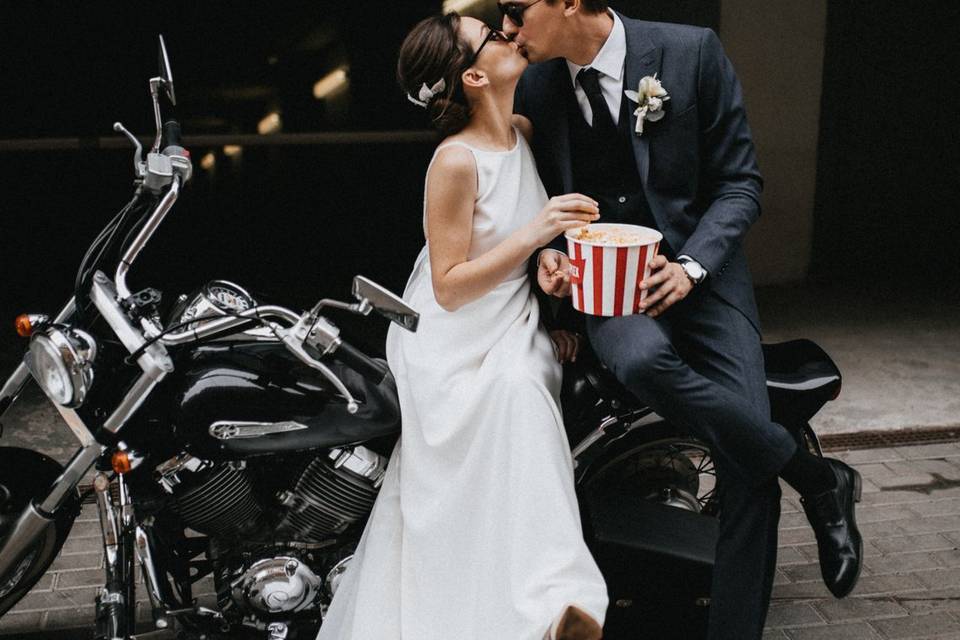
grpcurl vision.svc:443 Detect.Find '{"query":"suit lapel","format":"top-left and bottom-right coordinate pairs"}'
top-left (621, 14), bottom-right (662, 186)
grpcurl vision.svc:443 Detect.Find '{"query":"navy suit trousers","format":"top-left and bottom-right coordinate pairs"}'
top-left (585, 287), bottom-right (797, 639)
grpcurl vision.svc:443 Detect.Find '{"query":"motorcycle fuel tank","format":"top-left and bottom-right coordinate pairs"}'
top-left (169, 341), bottom-right (401, 459)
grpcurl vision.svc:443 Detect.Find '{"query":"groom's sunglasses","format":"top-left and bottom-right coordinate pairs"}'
top-left (497, 0), bottom-right (546, 28)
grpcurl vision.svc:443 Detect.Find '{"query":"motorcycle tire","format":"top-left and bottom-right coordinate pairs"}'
top-left (0, 447), bottom-right (81, 617)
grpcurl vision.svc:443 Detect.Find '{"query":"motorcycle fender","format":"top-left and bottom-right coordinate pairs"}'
top-left (0, 447), bottom-right (81, 616)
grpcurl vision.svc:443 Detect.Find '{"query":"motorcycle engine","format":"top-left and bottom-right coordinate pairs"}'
top-left (230, 556), bottom-right (323, 615)
top-left (158, 445), bottom-right (386, 617)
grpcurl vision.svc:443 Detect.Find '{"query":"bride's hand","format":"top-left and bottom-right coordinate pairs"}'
top-left (537, 250), bottom-right (572, 298)
top-left (549, 329), bottom-right (583, 363)
top-left (527, 194), bottom-right (600, 248)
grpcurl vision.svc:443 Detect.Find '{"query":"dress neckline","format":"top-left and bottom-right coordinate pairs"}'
top-left (438, 126), bottom-right (521, 155)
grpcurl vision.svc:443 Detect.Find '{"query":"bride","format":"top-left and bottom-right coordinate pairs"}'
top-left (316, 12), bottom-right (608, 640)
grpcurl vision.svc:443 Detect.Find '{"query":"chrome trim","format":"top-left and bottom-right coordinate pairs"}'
top-left (605, 410), bottom-right (664, 449)
top-left (0, 443), bottom-right (101, 577)
top-left (37, 443), bottom-right (101, 514)
top-left (155, 453), bottom-right (210, 494)
top-left (0, 362), bottom-right (31, 419)
top-left (113, 122), bottom-right (145, 178)
top-left (117, 474), bottom-right (134, 529)
top-left (115, 175), bottom-right (180, 300)
top-left (277, 313), bottom-right (360, 414)
top-left (304, 316), bottom-right (341, 356)
top-left (230, 556), bottom-right (322, 614)
top-left (90, 272), bottom-right (172, 379)
top-left (19, 349), bottom-right (96, 446)
top-left (160, 304), bottom-right (299, 345)
top-left (571, 415), bottom-right (621, 461)
top-left (1, 297), bottom-right (77, 419)
top-left (570, 410), bottom-right (663, 467)
top-left (324, 555), bottom-right (353, 599)
top-left (135, 525), bottom-right (170, 629)
top-left (0, 502), bottom-right (55, 578)
top-left (149, 77), bottom-right (165, 154)
top-left (102, 371), bottom-right (163, 434)
top-left (329, 446), bottom-right (388, 487)
top-left (766, 375), bottom-right (840, 391)
top-left (27, 327), bottom-right (97, 408)
top-left (177, 280), bottom-right (257, 329)
top-left (94, 473), bottom-right (119, 571)
top-left (209, 420), bottom-right (309, 440)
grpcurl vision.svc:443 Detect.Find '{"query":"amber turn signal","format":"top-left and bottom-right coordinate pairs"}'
top-left (111, 450), bottom-right (133, 475)
top-left (15, 314), bottom-right (34, 337)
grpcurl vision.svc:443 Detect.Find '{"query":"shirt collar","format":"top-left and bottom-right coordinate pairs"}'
top-left (566, 10), bottom-right (626, 88)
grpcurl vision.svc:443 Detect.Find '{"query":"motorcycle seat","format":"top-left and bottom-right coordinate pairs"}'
top-left (762, 339), bottom-right (841, 394)
top-left (563, 339), bottom-right (840, 424)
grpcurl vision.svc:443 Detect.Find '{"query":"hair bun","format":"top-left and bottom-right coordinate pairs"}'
top-left (428, 97), bottom-right (470, 137)
top-left (398, 13), bottom-right (472, 137)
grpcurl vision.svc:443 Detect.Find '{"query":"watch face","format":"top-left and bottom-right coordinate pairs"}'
top-left (683, 261), bottom-right (705, 281)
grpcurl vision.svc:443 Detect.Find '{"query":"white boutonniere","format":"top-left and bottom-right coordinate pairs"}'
top-left (624, 74), bottom-right (670, 135)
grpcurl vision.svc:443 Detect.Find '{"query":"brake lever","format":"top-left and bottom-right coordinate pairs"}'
top-left (309, 298), bottom-right (372, 318)
top-left (276, 313), bottom-right (360, 414)
top-left (113, 122), bottom-right (145, 179)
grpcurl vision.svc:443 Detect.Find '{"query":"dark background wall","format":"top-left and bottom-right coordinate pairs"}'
top-left (809, 2), bottom-right (959, 285)
top-left (1, 1), bottom-right (956, 371)
top-left (0, 1), bottom-right (718, 368)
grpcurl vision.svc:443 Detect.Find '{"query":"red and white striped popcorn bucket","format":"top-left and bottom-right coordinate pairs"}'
top-left (564, 223), bottom-right (663, 316)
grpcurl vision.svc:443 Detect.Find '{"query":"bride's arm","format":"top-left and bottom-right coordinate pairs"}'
top-left (427, 146), bottom-right (598, 313)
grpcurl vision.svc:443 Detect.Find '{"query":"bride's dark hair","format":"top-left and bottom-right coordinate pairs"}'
top-left (397, 13), bottom-right (473, 137)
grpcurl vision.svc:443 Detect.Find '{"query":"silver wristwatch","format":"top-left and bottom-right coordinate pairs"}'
top-left (677, 256), bottom-right (707, 285)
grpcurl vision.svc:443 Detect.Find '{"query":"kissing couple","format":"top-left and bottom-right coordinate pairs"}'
top-left (317, 2), bottom-right (863, 639)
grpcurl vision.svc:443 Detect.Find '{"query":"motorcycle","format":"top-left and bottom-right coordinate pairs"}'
top-left (0, 36), bottom-right (842, 640)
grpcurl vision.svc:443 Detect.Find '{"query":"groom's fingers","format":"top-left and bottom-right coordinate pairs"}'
top-left (641, 278), bottom-right (675, 310)
top-left (640, 257), bottom-right (672, 290)
top-left (647, 255), bottom-right (668, 272)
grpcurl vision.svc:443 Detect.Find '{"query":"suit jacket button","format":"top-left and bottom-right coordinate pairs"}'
top-left (618, 196), bottom-right (627, 203)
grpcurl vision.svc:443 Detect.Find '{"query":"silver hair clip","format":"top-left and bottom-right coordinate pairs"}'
top-left (407, 78), bottom-right (446, 108)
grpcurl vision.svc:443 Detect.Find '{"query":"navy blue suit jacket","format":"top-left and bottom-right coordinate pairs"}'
top-left (516, 14), bottom-right (763, 333)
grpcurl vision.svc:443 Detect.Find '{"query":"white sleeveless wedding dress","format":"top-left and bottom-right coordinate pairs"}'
top-left (315, 128), bottom-right (608, 640)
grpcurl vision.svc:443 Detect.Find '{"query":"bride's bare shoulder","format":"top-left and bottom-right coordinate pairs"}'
top-left (511, 114), bottom-right (533, 143)
top-left (427, 142), bottom-right (476, 194)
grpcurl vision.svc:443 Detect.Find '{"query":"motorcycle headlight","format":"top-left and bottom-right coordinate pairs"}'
top-left (27, 327), bottom-right (97, 407)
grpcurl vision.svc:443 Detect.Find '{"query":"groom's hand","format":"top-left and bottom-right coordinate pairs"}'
top-left (640, 255), bottom-right (692, 317)
top-left (537, 250), bottom-right (572, 298)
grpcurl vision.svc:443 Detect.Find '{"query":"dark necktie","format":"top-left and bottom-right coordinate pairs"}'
top-left (576, 67), bottom-right (616, 136)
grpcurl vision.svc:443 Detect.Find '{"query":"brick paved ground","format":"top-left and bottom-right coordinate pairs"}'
top-left (3, 441), bottom-right (960, 638)
top-left (767, 443), bottom-right (960, 640)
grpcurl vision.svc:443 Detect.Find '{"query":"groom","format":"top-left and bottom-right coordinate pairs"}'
top-left (507, 1), bottom-right (863, 637)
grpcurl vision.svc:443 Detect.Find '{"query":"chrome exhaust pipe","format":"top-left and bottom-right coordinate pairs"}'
top-left (0, 443), bottom-right (100, 577)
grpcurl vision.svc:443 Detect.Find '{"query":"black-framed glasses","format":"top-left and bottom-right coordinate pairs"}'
top-left (497, 0), bottom-right (546, 28)
top-left (468, 27), bottom-right (509, 66)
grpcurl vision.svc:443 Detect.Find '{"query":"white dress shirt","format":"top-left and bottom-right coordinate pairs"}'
top-left (542, 11), bottom-right (706, 278)
top-left (566, 11), bottom-right (627, 127)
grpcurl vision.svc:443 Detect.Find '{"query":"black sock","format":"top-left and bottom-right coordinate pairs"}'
top-left (779, 447), bottom-right (836, 496)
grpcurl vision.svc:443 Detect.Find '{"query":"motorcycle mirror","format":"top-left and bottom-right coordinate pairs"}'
top-left (158, 34), bottom-right (176, 105)
top-left (352, 276), bottom-right (419, 332)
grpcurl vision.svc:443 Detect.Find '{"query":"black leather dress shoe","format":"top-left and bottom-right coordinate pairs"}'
top-left (800, 458), bottom-right (863, 598)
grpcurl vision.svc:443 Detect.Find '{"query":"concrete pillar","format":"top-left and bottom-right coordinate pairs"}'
top-left (720, 0), bottom-right (827, 284)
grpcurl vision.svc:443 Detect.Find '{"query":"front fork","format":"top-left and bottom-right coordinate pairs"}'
top-left (93, 472), bottom-right (136, 639)
top-left (94, 470), bottom-right (176, 638)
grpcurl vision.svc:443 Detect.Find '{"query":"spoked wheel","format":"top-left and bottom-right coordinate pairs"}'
top-left (582, 423), bottom-right (720, 517)
top-left (581, 420), bottom-right (823, 518)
